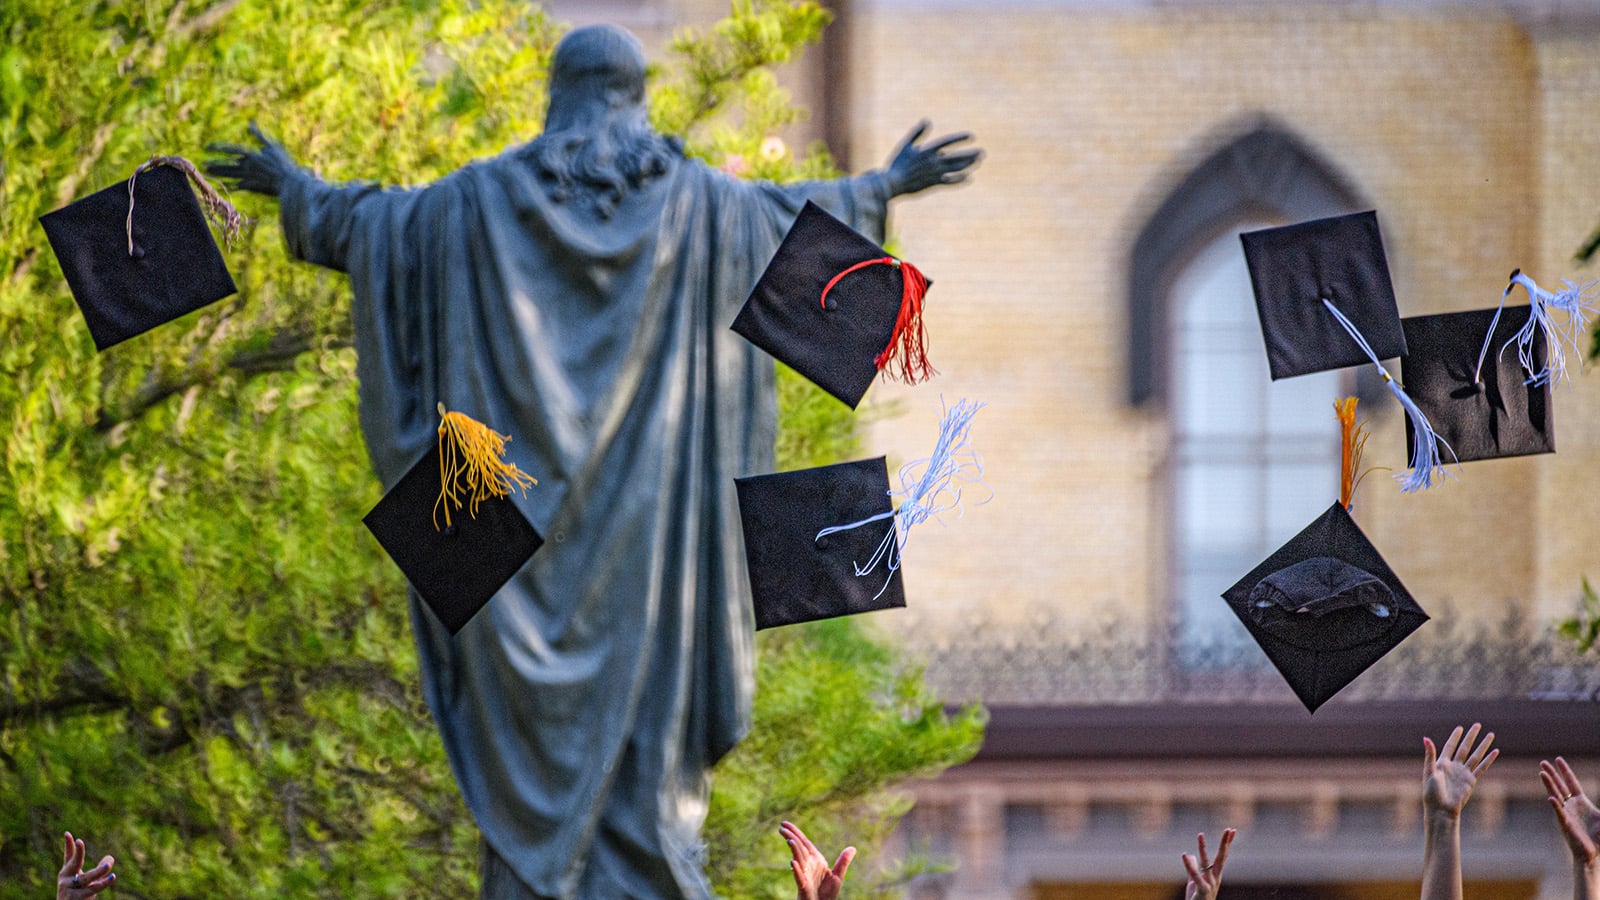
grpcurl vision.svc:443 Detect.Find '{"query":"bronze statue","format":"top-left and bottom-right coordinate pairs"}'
top-left (208, 24), bottom-right (978, 899)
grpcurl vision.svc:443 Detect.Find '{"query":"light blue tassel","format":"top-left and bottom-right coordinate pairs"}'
top-left (1470, 281), bottom-right (1509, 387)
top-left (815, 398), bottom-right (991, 599)
top-left (1503, 271), bottom-right (1598, 387)
top-left (1322, 299), bottom-right (1456, 493)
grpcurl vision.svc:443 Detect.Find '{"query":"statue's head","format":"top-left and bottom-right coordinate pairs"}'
top-left (544, 25), bottom-right (648, 132)
top-left (526, 25), bottom-right (679, 219)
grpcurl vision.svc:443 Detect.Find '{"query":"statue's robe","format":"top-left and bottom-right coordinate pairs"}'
top-left (279, 150), bottom-right (889, 899)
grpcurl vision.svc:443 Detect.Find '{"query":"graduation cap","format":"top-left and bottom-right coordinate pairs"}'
top-left (1241, 211), bottom-right (1407, 381)
top-left (736, 457), bottom-right (906, 630)
top-left (363, 405), bottom-right (542, 634)
top-left (732, 201), bottom-right (934, 409)
top-left (735, 398), bottom-right (987, 629)
top-left (1241, 212), bottom-right (1452, 493)
top-left (39, 156), bottom-right (242, 351)
top-left (1222, 502), bottom-right (1429, 713)
top-left (1400, 302), bottom-right (1554, 464)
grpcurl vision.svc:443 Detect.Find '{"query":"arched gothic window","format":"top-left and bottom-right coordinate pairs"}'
top-left (1127, 121), bottom-right (1374, 662)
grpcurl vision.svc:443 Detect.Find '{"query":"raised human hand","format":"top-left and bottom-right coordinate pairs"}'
top-left (205, 121), bottom-right (298, 197)
top-left (780, 821), bottom-right (855, 900)
top-left (1542, 757), bottom-right (1600, 866)
top-left (1182, 828), bottom-right (1234, 900)
top-left (883, 121), bottom-right (981, 197)
top-left (1422, 723), bottom-right (1498, 819)
top-left (57, 832), bottom-right (115, 899)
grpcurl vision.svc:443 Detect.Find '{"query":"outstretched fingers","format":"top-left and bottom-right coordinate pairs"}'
top-left (1453, 723), bottom-right (1482, 764)
top-left (922, 131), bottom-right (975, 154)
top-left (892, 120), bottom-right (931, 158)
top-left (72, 855), bottom-right (114, 893)
top-left (60, 832), bottom-right (81, 874)
top-left (1213, 828), bottom-right (1236, 872)
top-left (1554, 757), bottom-right (1586, 799)
top-left (780, 821), bottom-right (822, 868)
top-left (1472, 747), bottom-right (1499, 778)
top-left (1439, 724), bottom-right (1465, 762)
top-left (1543, 764), bottom-right (1563, 800)
top-left (1423, 736), bottom-right (1438, 776)
top-left (1182, 852), bottom-right (1204, 885)
top-left (204, 141), bottom-right (257, 158)
top-left (1464, 728), bottom-right (1493, 766)
top-left (832, 845), bottom-right (856, 881)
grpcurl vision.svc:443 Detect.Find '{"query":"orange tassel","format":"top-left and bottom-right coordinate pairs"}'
top-left (433, 403), bottom-right (537, 530)
top-left (820, 256), bottom-right (936, 384)
top-left (1335, 397), bottom-right (1371, 510)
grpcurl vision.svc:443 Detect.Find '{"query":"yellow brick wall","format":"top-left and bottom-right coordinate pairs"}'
top-left (846, 6), bottom-right (1600, 643)
top-left (1533, 34), bottom-right (1600, 621)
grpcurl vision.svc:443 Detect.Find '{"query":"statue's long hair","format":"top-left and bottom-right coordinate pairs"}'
top-left (520, 25), bottom-right (682, 219)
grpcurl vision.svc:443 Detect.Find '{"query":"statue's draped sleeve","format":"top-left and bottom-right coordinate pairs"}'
top-left (278, 156), bottom-right (889, 900)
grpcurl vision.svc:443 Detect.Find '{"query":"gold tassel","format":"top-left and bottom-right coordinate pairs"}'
top-left (1335, 397), bottom-right (1372, 510)
top-left (433, 403), bottom-right (537, 530)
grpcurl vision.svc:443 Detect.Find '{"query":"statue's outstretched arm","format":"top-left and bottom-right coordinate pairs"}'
top-left (882, 120), bottom-right (982, 198)
top-left (207, 122), bottom-right (377, 272)
top-left (205, 122), bottom-right (299, 198)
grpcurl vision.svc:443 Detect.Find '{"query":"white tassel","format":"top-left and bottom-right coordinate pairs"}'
top-left (815, 398), bottom-right (991, 599)
top-left (1322, 299), bottom-right (1456, 493)
top-left (1503, 271), bottom-right (1598, 387)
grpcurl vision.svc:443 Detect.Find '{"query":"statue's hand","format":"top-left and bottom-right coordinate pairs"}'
top-left (205, 122), bottom-right (297, 197)
top-left (884, 120), bottom-right (981, 197)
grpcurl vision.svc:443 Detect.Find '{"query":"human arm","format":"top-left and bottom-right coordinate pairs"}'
top-left (780, 821), bottom-right (855, 900)
top-left (57, 832), bottom-right (114, 899)
top-left (1541, 757), bottom-right (1600, 900)
top-left (1181, 828), bottom-right (1235, 900)
top-left (1420, 724), bottom-right (1498, 900)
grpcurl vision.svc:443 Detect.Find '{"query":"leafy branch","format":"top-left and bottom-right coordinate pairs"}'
top-left (1557, 577), bottom-right (1600, 653)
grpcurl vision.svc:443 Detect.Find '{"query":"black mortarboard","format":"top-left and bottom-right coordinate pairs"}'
top-left (39, 161), bottom-right (238, 351)
top-left (1241, 212), bottom-right (1407, 380)
top-left (732, 201), bottom-right (933, 409)
top-left (735, 457), bottom-right (907, 629)
top-left (1400, 305), bottom-right (1554, 463)
top-left (1222, 502), bottom-right (1429, 713)
top-left (363, 430), bottom-right (542, 634)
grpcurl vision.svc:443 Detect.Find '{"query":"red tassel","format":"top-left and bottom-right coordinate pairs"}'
top-left (819, 257), bottom-right (936, 384)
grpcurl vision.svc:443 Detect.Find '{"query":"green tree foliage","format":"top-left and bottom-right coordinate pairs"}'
top-left (1557, 578), bottom-right (1600, 655)
top-left (1580, 230), bottom-right (1600, 360)
top-left (0, 1), bottom-right (981, 897)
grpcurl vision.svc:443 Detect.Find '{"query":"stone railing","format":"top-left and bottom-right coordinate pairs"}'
top-left (892, 602), bottom-right (1600, 707)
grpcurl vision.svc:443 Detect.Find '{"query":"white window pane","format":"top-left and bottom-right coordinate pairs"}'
top-left (1177, 560), bottom-right (1256, 648)
top-left (1265, 463), bottom-right (1338, 538)
top-left (1178, 463), bottom-right (1257, 553)
top-left (1176, 350), bottom-right (1261, 436)
top-left (1168, 222), bottom-right (1341, 665)
top-left (1267, 368), bottom-right (1345, 434)
top-left (1176, 232), bottom-right (1258, 329)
